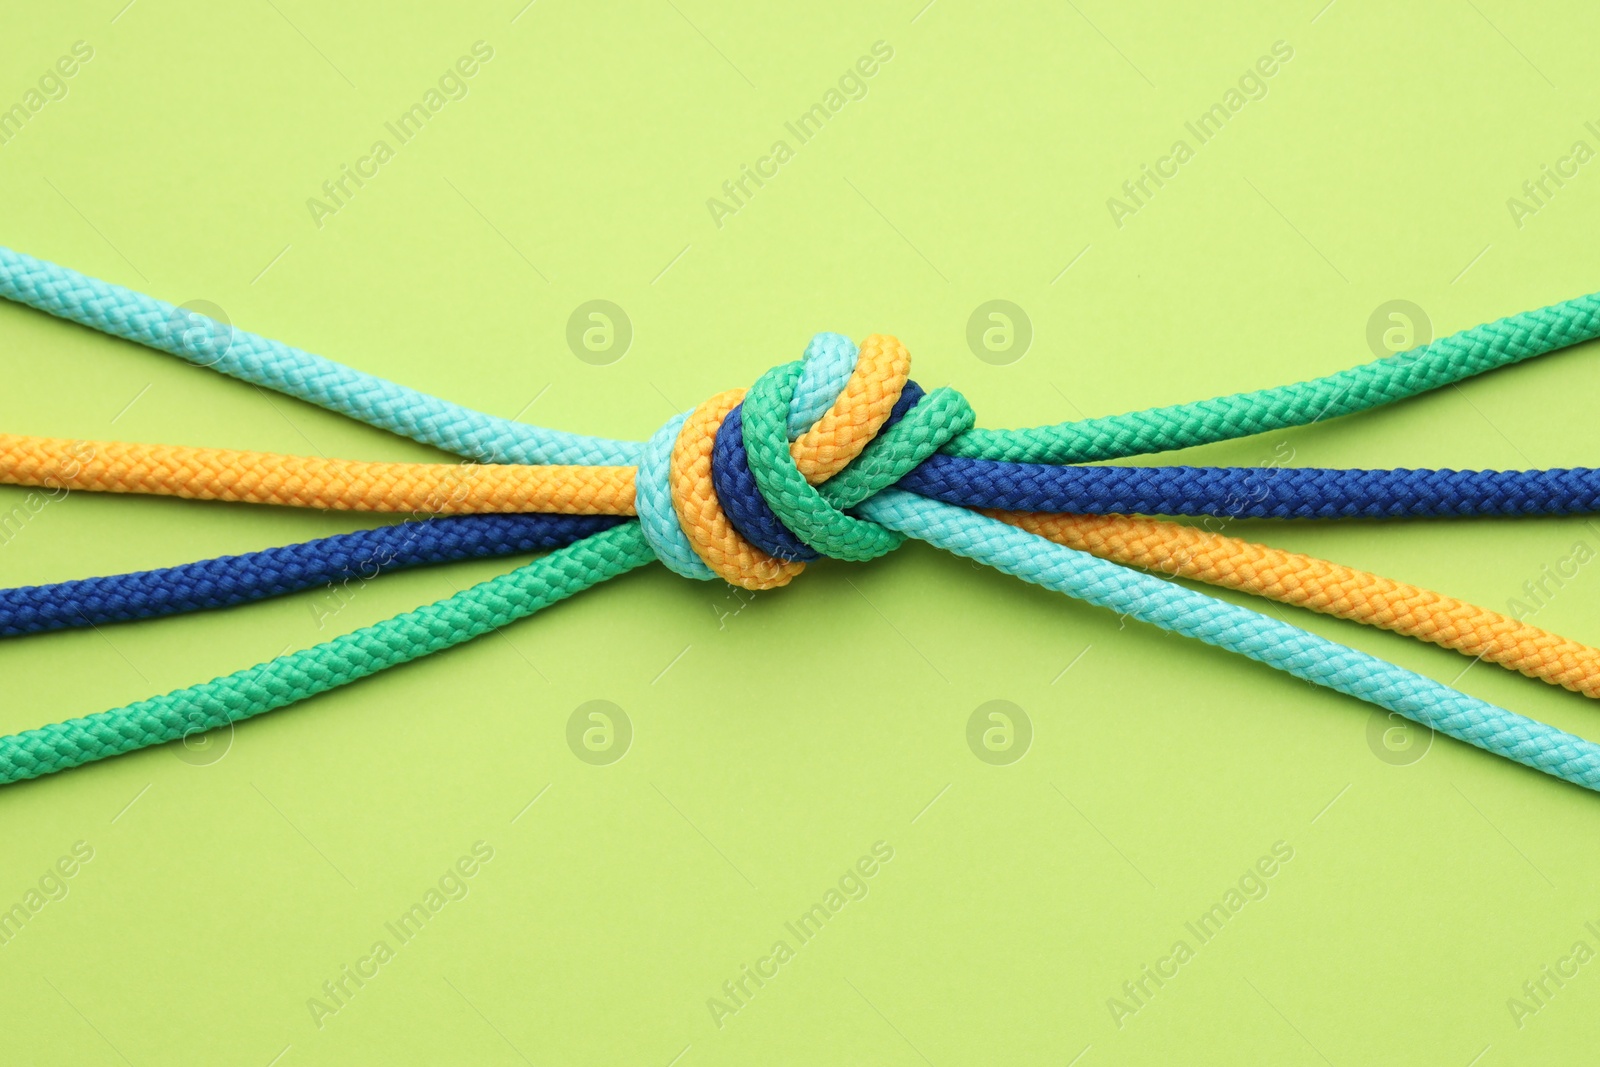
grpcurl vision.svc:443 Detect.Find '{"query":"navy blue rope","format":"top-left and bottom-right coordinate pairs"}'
top-left (0, 514), bottom-right (620, 636)
top-left (897, 457), bottom-right (1600, 518)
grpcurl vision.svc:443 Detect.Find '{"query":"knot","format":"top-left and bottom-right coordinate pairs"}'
top-left (636, 333), bottom-right (974, 589)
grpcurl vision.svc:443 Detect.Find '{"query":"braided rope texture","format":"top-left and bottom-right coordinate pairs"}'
top-left (865, 492), bottom-right (1600, 791)
top-left (14, 491), bottom-right (1600, 788)
top-left (0, 522), bottom-right (655, 782)
top-left (21, 498), bottom-right (1600, 697)
top-left (0, 514), bottom-right (620, 635)
top-left (904, 458), bottom-right (1600, 518)
top-left (0, 248), bottom-right (864, 469)
top-left (996, 511), bottom-right (1600, 697)
top-left (4, 240), bottom-right (1600, 792)
top-left (670, 388), bottom-right (805, 590)
top-left (11, 432), bottom-right (1600, 525)
top-left (0, 433), bottom-right (637, 514)
top-left (946, 291), bottom-right (1600, 463)
top-left (0, 247), bottom-right (642, 467)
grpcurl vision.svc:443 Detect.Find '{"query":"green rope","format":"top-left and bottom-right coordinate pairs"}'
top-left (945, 293), bottom-right (1600, 463)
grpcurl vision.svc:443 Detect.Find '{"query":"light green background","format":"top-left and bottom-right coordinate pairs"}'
top-left (2, 1), bottom-right (1599, 1063)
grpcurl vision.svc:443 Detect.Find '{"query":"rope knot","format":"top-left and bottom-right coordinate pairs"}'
top-left (636, 332), bottom-right (974, 589)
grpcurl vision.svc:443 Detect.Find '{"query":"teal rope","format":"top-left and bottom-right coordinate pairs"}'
top-left (0, 522), bottom-right (655, 783)
top-left (859, 491), bottom-right (1600, 791)
top-left (0, 247), bottom-right (639, 467)
top-left (0, 248), bottom-right (868, 468)
top-left (636, 412), bottom-right (716, 580)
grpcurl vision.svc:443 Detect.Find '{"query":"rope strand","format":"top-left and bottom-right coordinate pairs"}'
top-left (864, 492), bottom-right (1600, 791)
top-left (4, 243), bottom-right (1600, 793)
top-left (995, 511), bottom-right (1600, 697)
top-left (0, 514), bottom-right (621, 635)
top-left (8, 429), bottom-right (1600, 523)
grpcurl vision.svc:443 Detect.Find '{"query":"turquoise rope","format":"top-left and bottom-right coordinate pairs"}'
top-left (0, 248), bottom-right (855, 468)
top-left (0, 247), bottom-right (638, 467)
top-left (636, 412), bottom-right (717, 580)
top-left (859, 490), bottom-right (1600, 791)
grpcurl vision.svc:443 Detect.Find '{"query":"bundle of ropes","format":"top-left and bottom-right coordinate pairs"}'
top-left (2, 245), bottom-right (1599, 790)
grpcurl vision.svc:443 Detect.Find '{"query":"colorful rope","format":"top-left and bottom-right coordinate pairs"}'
top-left (8, 419), bottom-right (1600, 524)
top-left (862, 492), bottom-right (1600, 790)
top-left (6, 246), bottom-right (1600, 467)
top-left (14, 507), bottom-right (1599, 701)
top-left (996, 511), bottom-right (1600, 698)
top-left (2, 247), bottom-right (1599, 794)
top-left (902, 458), bottom-right (1600, 518)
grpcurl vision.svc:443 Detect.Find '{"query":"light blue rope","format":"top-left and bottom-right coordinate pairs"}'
top-left (0, 247), bottom-right (639, 466)
top-left (0, 247), bottom-right (860, 467)
top-left (786, 332), bottom-right (858, 437)
top-left (636, 412), bottom-right (717, 580)
top-left (860, 490), bottom-right (1600, 791)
